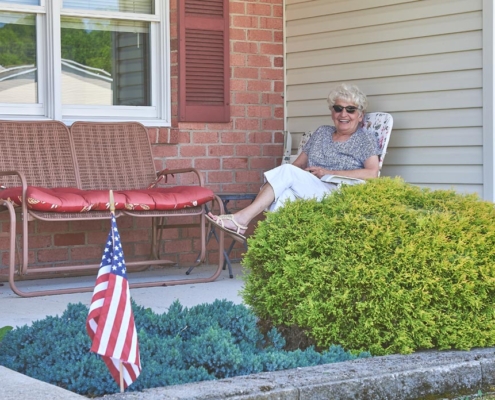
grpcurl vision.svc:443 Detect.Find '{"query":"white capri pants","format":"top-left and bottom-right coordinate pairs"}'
top-left (264, 164), bottom-right (337, 211)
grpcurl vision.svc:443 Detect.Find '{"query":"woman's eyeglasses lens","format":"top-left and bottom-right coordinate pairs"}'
top-left (332, 105), bottom-right (358, 114)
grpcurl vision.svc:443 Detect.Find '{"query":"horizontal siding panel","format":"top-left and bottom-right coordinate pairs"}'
top-left (416, 183), bottom-right (483, 197)
top-left (286, 50), bottom-right (482, 85)
top-left (287, 109), bottom-right (482, 133)
top-left (288, 31), bottom-right (481, 69)
top-left (287, 0), bottom-right (481, 36)
top-left (385, 147), bottom-right (482, 165)
top-left (381, 165), bottom-right (482, 184)
top-left (287, 89), bottom-right (482, 117)
top-left (369, 89), bottom-right (482, 113)
top-left (287, 70), bottom-right (482, 102)
top-left (286, 0), bottom-right (413, 19)
top-left (391, 128), bottom-right (483, 147)
top-left (287, 11), bottom-right (481, 53)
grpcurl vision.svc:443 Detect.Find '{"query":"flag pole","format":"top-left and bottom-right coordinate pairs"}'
top-left (109, 190), bottom-right (115, 215)
top-left (109, 190), bottom-right (124, 394)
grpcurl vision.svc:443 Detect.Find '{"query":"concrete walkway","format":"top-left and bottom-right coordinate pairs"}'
top-left (1, 264), bottom-right (495, 399)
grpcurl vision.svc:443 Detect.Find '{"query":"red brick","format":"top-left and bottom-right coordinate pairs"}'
top-left (247, 105), bottom-right (272, 118)
top-left (260, 43), bottom-right (283, 55)
top-left (230, 1), bottom-right (246, 14)
top-left (233, 41), bottom-right (258, 54)
top-left (234, 92), bottom-right (260, 105)
top-left (273, 4), bottom-right (283, 17)
top-left (249, 131), bottom-right (272, 143)
top-left (223, 158), bottom-right (249, 169)
top-left (274, 30), bottom-right (283, 43)
top-left (235, 170), bottom-right (262, 183)
top-left (230, 53), bottom-right (247, 67)
top-left (262, 118), bottom-right (284, 130)
top-left (246, 55), bottom-right (272, 67)
top-left (247, 3), bottom-right (272, 16)
top-left (194, 158), bottom-right (221, 170)
top-left (152, 145), bottom-right (179, 157)
top-left (148, 127), bottom-right (158, 143)
top-left (221, 131), bottom-right (248, 143)
top-left (247, 29), bottom-right (273, 42)
top-left (71, 220), bottom-right (103, 231)
top-left (250, 157), bottom-right (278, 170)
top-left (54, 233), bottom-right (85, 246)
top-left (232, 16), bottom-right (259, 28)
top-left (261, 68), bottom-right (283, 80)
top-left (209, 145), bottom-right (235, 157)
top-left (87, 231), bottom-right (111, 245)
top-left (164, 239), bottom-right (193, 253)
top-left (165, 159), bottom-right (193, 169)
top-left (70, 246), bottom-right (103, 261)
top-left (234, 118), bottom-right (260, 131)
top-left (274, 56), bottom-right (284, 67)
top-left (37, 248), bottom-right (69, 263)
top-left (231, 105), bottom-right (247, 117)
top-left (260, 17), bottom-right (283, 30)
top-left (230, 28), bottom-right (247, 41)
top-left (178, 122), bottom-right (207, 130)
top-left (120, 229), bottom-right (150, 242)
top-left (206, 122), bottom-right (234, 130)
top-left (236, 145), bottom-right (262, 157)
top-left (233, 67), bottom-right (259, 79)
top-left (263, 144), bottom-right (284, 156)
top-left (274, 80), bottom-right (284, 93)
top-left (180, 145), bottom-right (207, 157)
top-left (208, 171), bottom-right (233, 183)
top-left (193, 131), bottom-right (219, 143)
top-left (157, 227), bottom-right (180, 240)
top-left (262, 92), bottom-right (284, 105)
top-left (247, 80), bottom-right (272, 92)
top-left (274, 106), bottom-right (284, 118)
top-left (231, 79), bottom-right (247, 91)
top-left (36, 221), bottom-right (70, 233)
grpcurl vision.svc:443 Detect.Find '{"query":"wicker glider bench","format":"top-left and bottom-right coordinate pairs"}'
top-left (0, 120), bottom-right (224, 297)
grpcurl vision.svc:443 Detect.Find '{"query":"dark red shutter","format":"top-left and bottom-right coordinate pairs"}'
top-left (178, 0), bottom-right (230, 122)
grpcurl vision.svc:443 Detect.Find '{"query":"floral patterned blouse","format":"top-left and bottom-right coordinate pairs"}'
top-left (302, 125), bottom-right (379, 170)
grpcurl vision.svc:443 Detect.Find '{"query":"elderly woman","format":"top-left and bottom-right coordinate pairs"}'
top-left (207, 83), bottom-right (380, 242)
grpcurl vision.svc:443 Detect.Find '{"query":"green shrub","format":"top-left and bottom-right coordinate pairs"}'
top-left (0, 300), bottom-right (369, 396)
top-left (241, 177), bottom-right (495, 356)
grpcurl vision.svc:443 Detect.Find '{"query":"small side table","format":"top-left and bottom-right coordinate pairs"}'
top-left (190, 193), bottom-right (257, 278)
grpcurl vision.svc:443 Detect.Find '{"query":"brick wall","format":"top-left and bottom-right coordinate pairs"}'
top-left (0, 0), bottom-right (284, 277)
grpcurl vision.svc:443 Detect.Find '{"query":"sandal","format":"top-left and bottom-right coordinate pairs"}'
top-left (206, 214), bottom-right (248, 243)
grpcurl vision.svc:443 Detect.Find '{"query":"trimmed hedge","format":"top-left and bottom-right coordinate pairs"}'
top-left (0, 300), bottom-right (369, 396)
top-left (241, 177), bottom-right (495, 356)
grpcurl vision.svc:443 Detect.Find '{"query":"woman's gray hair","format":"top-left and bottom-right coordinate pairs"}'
top-left (327, 83), bottom-right (368, 114)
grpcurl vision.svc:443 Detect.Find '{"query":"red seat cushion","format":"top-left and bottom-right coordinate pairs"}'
top-left (0, 186), bottom-right (214, 212)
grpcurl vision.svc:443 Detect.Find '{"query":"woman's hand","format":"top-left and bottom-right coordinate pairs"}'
top-left (305, 167), bottom-right (328, 179)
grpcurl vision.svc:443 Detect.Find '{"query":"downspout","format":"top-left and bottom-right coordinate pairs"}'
top-left (283, 0), bottom-right (287, 132)
top-left (482, 0), bottom-right (495, 201)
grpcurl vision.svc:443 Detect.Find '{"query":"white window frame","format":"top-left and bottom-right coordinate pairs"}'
top-left (0, 0), bottom-right (171, 126)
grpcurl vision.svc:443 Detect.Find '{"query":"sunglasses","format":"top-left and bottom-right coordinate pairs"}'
top-left (332, 105), bottom-right (359, 114)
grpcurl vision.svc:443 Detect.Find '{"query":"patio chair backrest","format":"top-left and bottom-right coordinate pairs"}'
top-left (283, 112), bottom-right (393, 175)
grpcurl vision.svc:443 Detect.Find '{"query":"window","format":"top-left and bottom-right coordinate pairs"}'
top-left (0, 0), bottom-right (170, 126)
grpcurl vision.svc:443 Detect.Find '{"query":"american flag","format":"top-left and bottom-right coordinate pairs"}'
top-left (86, 214), bottom-right (141, 389)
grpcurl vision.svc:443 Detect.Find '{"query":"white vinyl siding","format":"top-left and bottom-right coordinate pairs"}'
top-left (285, 0), bottom-right (485, 197)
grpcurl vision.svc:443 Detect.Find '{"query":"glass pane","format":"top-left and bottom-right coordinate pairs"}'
top-left (0, 1), bottom-right (40, 5)
top-left (0, 12), bottom-right (37, 104)
top-left (63, 0), bottom-right (154, 14)
top-left (61, 17), bottom-right (151, 106)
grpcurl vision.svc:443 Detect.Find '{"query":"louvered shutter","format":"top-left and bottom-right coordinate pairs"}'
top-left (178, 0), bottom-right (230, 122)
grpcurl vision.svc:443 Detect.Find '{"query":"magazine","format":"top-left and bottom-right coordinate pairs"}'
top-left (320, 174), bottom-right (365, 186)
